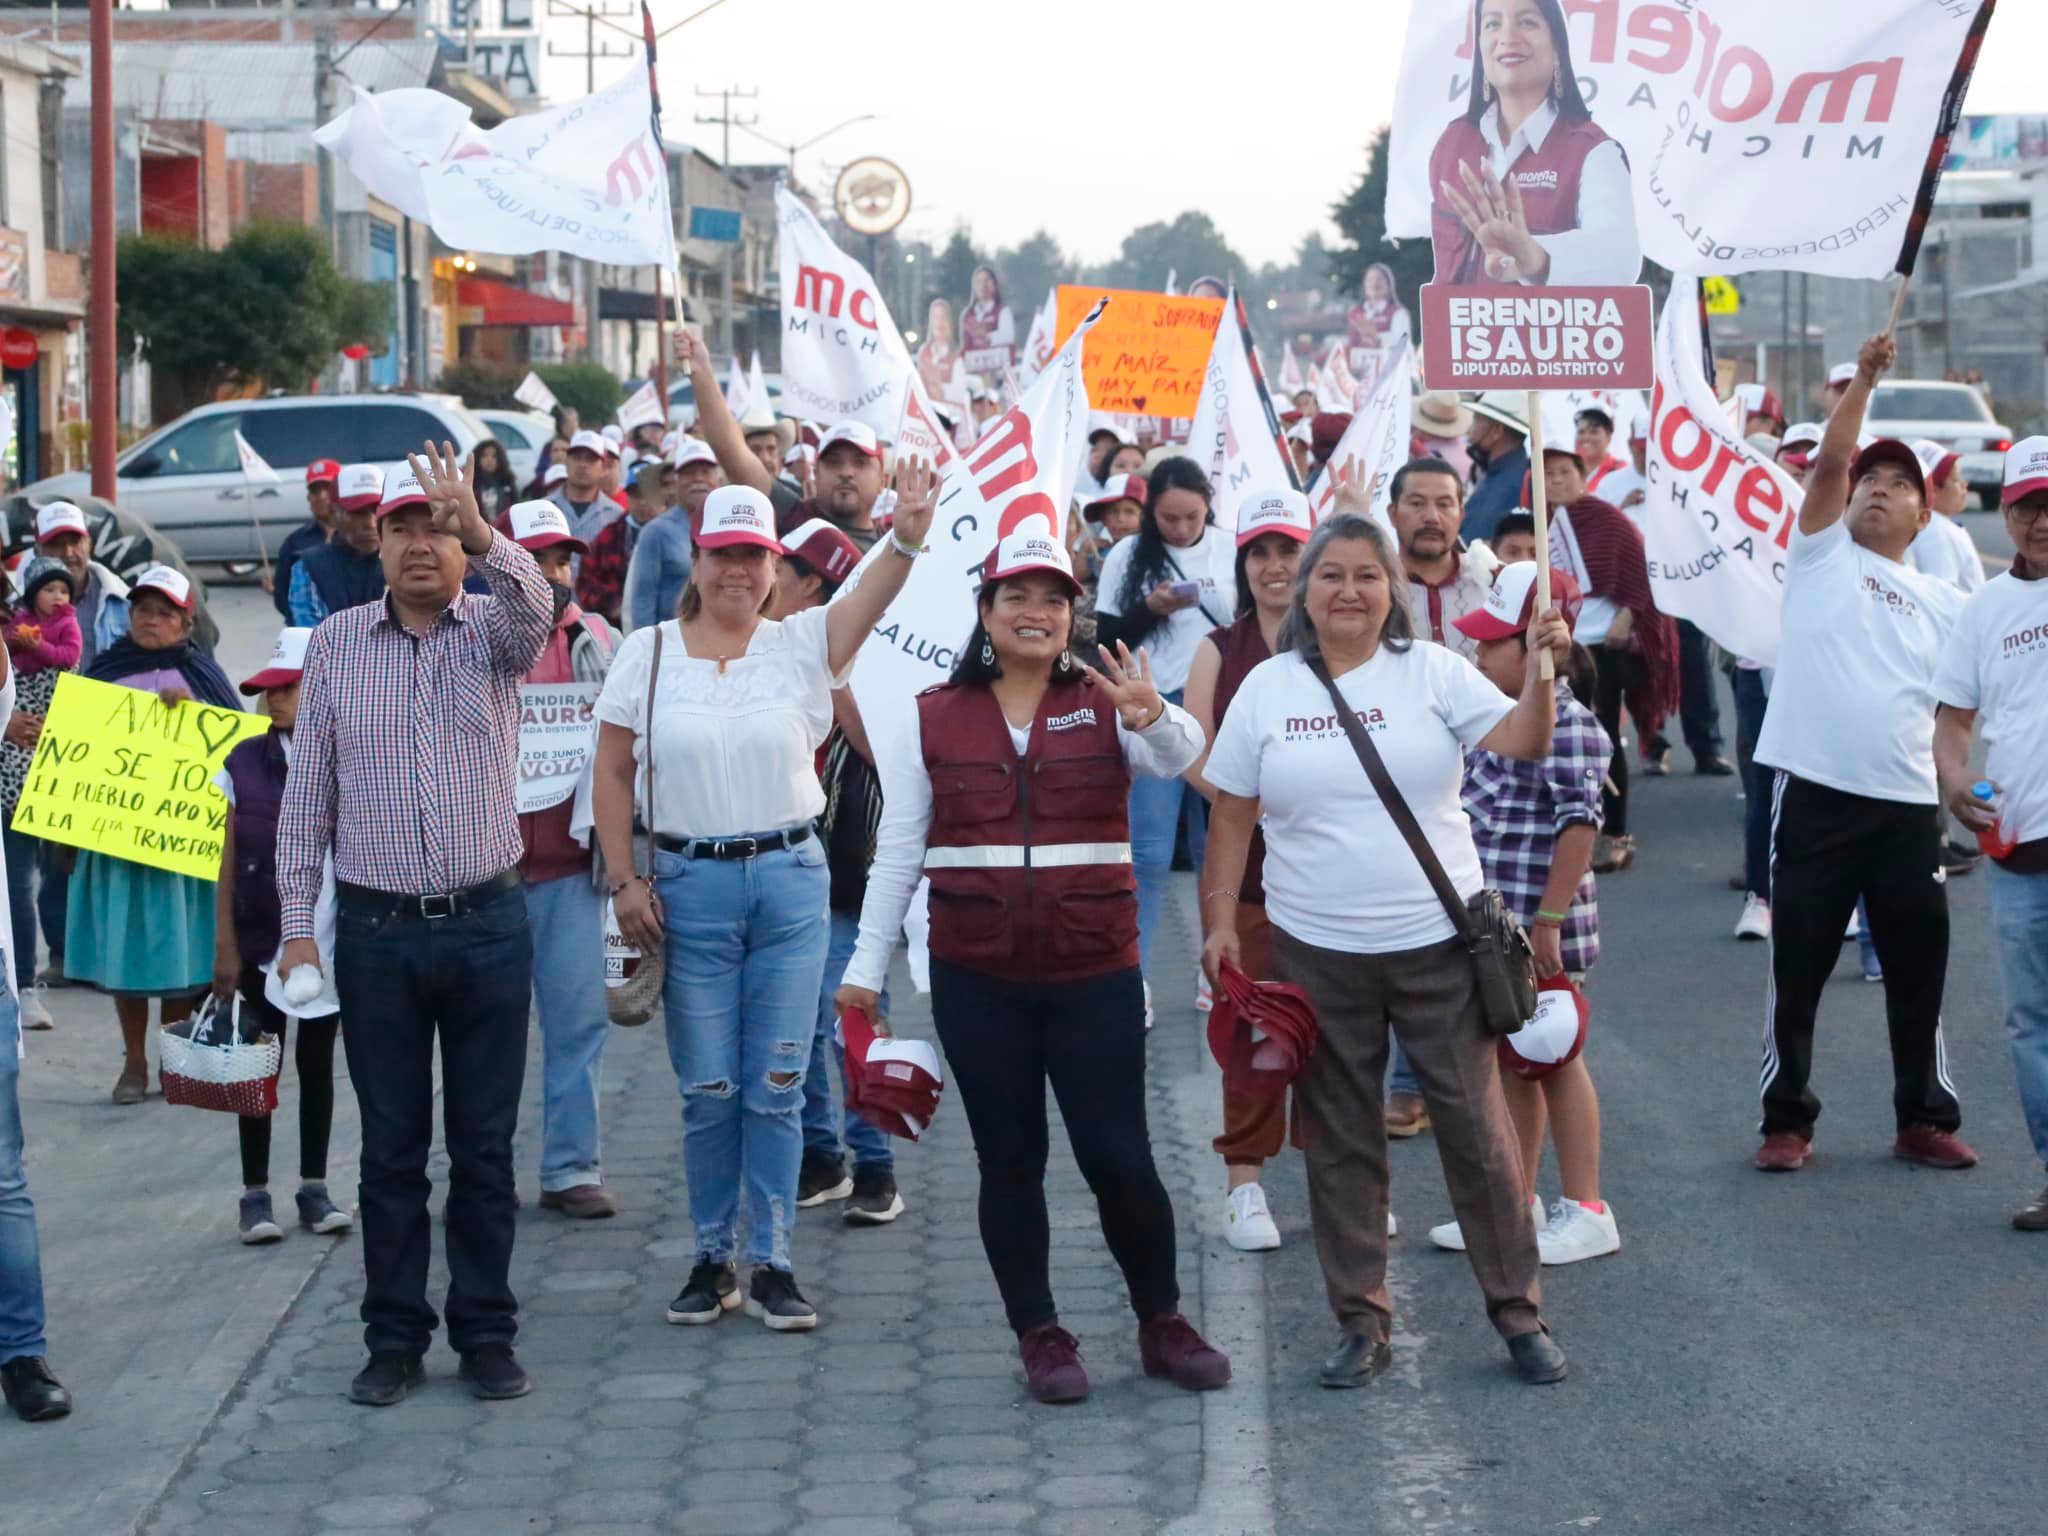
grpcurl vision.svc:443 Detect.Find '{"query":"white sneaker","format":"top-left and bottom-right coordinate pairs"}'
top-left (18, 988), bottom-right (53, 1031)
top-left (1224, 1184), bottom-right (1281, 1251)
top-left (1143, 980), bottom-right (1154, 1033)
top-left (1844, 908), bottom-right (1861, 940)
top-left (1387, 1210), bottom-right (1398, 1239)
top-left (1429, 1193), bottom-right (1543, 1253)
top-left (1537, 1197), bottom-right (1621, 1265)
top-left (1194, 973), bottom-right (1214, 1014)
top-left (1733, 894), bottom-right (1771, 941)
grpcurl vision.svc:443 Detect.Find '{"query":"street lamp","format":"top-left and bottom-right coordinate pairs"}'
top-left (735, 114), bottom-right (880, 179)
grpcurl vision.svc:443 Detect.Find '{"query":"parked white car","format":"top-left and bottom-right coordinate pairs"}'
top-left (1864, 380), bottom-right (2013, 509)
top-left (23, 394), bottom-right (490, 564)
top-left (473, 408), bottom-right (559, 486)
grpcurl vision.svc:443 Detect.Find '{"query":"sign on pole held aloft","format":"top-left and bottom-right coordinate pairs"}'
top-left (11, 674), bottom-right (271, 880)
top-left (1419, 285), bottom-right (1654, 393)
top-left (1053, 286), bottom-right (1224, 421)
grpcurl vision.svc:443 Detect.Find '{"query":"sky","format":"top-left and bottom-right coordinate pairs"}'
top-left (556, 0), bottom-right (2048, 269)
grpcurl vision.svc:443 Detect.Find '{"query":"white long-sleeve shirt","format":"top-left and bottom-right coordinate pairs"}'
top-left (843, 698), bottom-right (1204, 992)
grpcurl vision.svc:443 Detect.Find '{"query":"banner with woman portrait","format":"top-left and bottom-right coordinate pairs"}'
top-left (1386, 0), bottom-right (1993, 282)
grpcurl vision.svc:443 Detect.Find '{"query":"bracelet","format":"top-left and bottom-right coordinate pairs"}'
top-left (1535, 908), bottom-right (1568, 923)
top-left (1203, 887), bottom-right (1239, 904)
top-left (889, 532), bottom-right (925, 560)
top-left (609, 876), bottom-right (645, 898)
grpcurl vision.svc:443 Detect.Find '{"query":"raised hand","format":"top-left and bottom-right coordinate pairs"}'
top-left (1857, 332), bottom-right (1897, 386)
top-left (1441, 160), bottom-right (1546, 284)
top-left (407, 440), bottom-right (488, 554)
top-left (1329, 456), bottom-right (1382, 519)
top-left (890, 455), bottom-right (937, 548)
top-left (1086, 641), bottom-right (1167, 730)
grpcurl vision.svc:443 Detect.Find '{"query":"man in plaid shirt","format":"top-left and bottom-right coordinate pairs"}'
top-left (277, 443), bottom-right (553, 1409)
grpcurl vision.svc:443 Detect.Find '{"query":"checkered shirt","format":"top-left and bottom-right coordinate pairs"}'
top-left (276, 534), bottom-right (554, 939)
top-left (1461, 687), bottom-right (1611, 974)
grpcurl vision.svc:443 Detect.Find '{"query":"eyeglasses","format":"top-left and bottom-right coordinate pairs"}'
top-left (2010, 502), bottom-right (2048, 527)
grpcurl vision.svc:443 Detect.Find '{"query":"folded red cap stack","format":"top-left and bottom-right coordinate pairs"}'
top-left (1206, 961), bottom-right (1319, 1104)
top-left (839, 1007), bottom-right (945, 1141)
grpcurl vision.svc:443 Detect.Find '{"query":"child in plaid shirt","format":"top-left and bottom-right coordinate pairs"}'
top-left (1433, 563), bottom-right (1622, 1265)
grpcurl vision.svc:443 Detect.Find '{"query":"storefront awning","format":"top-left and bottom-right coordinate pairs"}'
top-left (456, 277), bottom-right (575, 328)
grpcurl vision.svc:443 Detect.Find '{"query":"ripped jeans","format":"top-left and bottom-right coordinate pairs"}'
top-left (654, 837), bottom-right (831, 1272)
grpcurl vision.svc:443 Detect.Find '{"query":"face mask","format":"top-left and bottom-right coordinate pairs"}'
top-left (550, 581), bottom-right (574, 624)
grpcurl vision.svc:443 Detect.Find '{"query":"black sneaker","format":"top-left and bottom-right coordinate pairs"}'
top-left (348, 1352), bottom-right (425, 1407)
top-left (458, 1344), bottom-right (531, 1400)
top-left (665, 1260), bottom-right (741, 1325)
top-left (844, 1165), bottom-right (904, 1225)
top-left (1507, 1328), bottom-right (1568, 1385)
top-left (744, 1266), bottom-right (819, 1332)
top-left (796, 1152), bottom-right (853, 1207)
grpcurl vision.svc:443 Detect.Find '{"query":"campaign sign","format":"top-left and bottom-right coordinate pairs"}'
top-left (1420, 284), bottom-right (1652, 393)
top-left (516, 682), bottom-right (599, 815)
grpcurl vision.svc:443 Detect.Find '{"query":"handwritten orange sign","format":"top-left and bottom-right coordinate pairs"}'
top-left (1054, 286), bottom-right (1224, 421)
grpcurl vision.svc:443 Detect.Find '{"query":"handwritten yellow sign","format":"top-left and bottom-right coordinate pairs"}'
top-left (1054, 286), bottom-right (1225, 420)
top-left (10, 672), bottom-right (271, 880)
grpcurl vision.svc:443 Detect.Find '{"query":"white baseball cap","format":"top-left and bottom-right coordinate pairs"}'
top-left (980, 512), bottom-right (1080, 595)
top-left (35, 501), bottom-right (89, 541)
top-left (600, 423), bottom-right (624, 445)
top-left (1779, 421), bottom-right (1823, 453)
top-left (818, 421), bottom-right (883, 460)
top-left (378, 467), bottom-right (431, 518)
top-left (1827, 362), bottom-right (1858, 388)
top-left (240, 627), bottom-right (312, 695)
top-left (693, 485), bottom-right (783, 552)
top-left (672, 436), bottom-right (719, 470)
top-left (132, 564), bottom-right (194, 612)
top-left (507, 498), bottom-right (588, 556)
top-left (1234, 488), bottom-right (1313, 548)
top-left (543, 462), bottom-right (569, 488)
top-left (1540, 428), bottom-right (1583, 465)
top-left (1085, 474), bottom-right (1148, 514)
top-left (784, 442), bottom-right (816, 468)
top-left (567, 429), bottom-right (608, 458)
top-left (2002, 435), bottom-right (2048, 505)
top-left (335, 463), bottom-right (385, 512)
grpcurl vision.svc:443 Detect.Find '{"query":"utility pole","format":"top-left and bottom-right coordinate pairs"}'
top-left (89, 0), bottom-right (114, 499)
top-left (547, 0), bottom-right (635, 367)
top-left (695, 85), bottom-right (756, 361)
top-left (314, 16), bottom-right (337, 266)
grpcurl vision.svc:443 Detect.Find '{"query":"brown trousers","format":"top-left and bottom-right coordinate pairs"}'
top-left (1271, 925), bottom-right (1543, 1344)
top-left (1213, 906), bottom-right (1291, 1165)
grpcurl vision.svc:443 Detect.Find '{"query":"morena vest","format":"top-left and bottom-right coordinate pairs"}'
top-left (223, 732), bottom-right (290, 966)
top-left (1429, 113), bottom-right (1616, 285)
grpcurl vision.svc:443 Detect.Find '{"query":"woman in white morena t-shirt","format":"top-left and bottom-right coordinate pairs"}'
top-left (1200, 508), bottom-right (1574, 1389)
top-left (591, 473), bottom-right (937, 1334)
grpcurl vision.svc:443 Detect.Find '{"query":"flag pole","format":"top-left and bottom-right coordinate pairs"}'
top-left (1885, 272), bottom-right (1912, 337)
top-left (1526, 388), bottom-right (1554, 682)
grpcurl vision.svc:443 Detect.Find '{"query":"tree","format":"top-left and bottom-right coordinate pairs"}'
top-left (532, 362), bottom-right (621, 423)
top-left (991, 230), bottom-right (1074, 329)
top-left (1328, 125), bottom-right (1433, 316)
top-left (1098, 212), bottom-right (1245, 293)
top-left (118, 221), bottom-right (389, 406)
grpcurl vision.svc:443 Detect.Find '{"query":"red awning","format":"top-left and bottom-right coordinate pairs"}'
top-left (455, 277), bottom-right (575, 328)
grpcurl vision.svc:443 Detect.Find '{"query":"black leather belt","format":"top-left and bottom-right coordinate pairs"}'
top-left (653, 825), bottom-right (813, 861)
top-left (337, 868), bottom-right (520, 921)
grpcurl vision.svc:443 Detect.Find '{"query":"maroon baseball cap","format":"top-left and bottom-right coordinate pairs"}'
top-left (1311, 412), bottom-right (1352, 462)
top-left (1850, 438), bottom-right (1926, 499)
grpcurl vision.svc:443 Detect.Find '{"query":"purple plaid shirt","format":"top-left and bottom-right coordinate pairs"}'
top-left (1461, 687), bottom-right (1610, 974)
top-left (277, 534), bottom-right (554, 940)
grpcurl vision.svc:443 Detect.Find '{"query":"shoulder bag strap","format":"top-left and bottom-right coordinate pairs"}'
top-left (1305, 655), bottom-right (1477, 944)
top-left (1163, 547), bottom-right (1231, 631)
top-left (639, 625), bottom-right (664, 881)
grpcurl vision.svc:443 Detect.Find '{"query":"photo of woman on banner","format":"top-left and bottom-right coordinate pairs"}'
top-left (1429, 0), bottom-right (1641, 287)
top-left (1345, 263), bottom-right (1412, 376)
top-left (960, 263), bottom-right (1016, 374)
top-left (917, 298), bottom-right (968, 406)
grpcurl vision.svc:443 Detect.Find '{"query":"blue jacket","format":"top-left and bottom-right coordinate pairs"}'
top-left (1461, 443), bottom-right (1530, 545)
top-left (627, 508), bottom-right (693, 632)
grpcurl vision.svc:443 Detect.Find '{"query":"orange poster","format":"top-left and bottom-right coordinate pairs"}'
top-left (1053, 286), bottom-right (1225, 420)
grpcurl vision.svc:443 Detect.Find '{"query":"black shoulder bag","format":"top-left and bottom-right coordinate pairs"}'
top-left (1305, 656), bottom-right (1538, 1036)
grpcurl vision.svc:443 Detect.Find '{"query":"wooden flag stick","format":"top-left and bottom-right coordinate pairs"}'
top-left (1525, 388), bottom-right (1554, 681)
top-left (1885, 272), bottom-right (1913, 336)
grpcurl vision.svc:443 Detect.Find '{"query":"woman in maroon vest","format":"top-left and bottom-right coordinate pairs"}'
top-left (1182, 489), bottom-right (1312, 1255)
top-left (1429, 0), bottom-right (1640, 287)
top-left (835, 517), bottom-right (1230, 1405)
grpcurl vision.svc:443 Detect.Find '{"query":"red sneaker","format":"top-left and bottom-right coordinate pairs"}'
top-left (1018, 1324), bottom-right (1089, 1404)
top-left (1894, 1124), bottom-right (1978, 1169)
top-left (1138, 1313), bottom-right (1231, 1391)
top-left (1754, 1131), bottom-right (1812, 1172)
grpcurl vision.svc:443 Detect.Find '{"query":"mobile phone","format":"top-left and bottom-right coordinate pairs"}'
top-left (1170, 580), bottom-right (1201, 600)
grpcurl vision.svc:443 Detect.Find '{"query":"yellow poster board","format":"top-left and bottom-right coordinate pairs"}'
top-left (1703, 276), bottom-right (1741, 317)
top-left (1053, 286), bottom-right (1225, 420)
top-left (10, 672), bottom-right (271, 881)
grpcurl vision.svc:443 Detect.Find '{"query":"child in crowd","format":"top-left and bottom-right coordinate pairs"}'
top-left (5, 558), bottom-right (82, 676)
top-left (1430, 563), bottom-right (1623, 1265)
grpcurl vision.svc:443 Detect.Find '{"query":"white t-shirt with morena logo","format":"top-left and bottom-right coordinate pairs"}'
top-left (1093, 525), bottom-right (1238, 693)
top-left (1933, 570), bottom-right (2048, 845)
top-left (1204, 644), bottom-right (1515, 954)
top-left (1755, 520), bottom-right (1964, 805)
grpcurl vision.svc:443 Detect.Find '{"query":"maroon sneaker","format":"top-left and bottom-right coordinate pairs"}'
top-left (539, 1184), bottom-right (618, 1218)
top-left (1019, 1324), bottom-right (1089, 1404)
top-left (1894, 1125), bottom-right (1978, 1170)
top-left (1755, 1131), bottom-right (1812, 1172)
top-left (1138, 1314), bottom-right (1231, 1392)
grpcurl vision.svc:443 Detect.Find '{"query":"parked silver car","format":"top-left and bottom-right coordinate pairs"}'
top-left (1864, 380), bottom-right (2013, 509)
top-left (23, 394), bottom-right (490, 564)
top-left (473, 408), bottom-right (560, 486)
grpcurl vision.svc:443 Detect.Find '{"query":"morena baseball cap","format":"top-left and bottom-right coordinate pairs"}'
top-left (693, 485), bottom-right (782, 552)
top-left (1733, 382), bottom-right (1784, 424)
top-left (1234, 488), bottom-right (1312, 547)
top-left (304, 459), bottom-right (341, 488)
top-left (1827, 362), bottom-right (1858, 387)
top-left (334, 463), bottom-right (384, 512)
top-left (1540, 429), bottom-right (1584, 467)
top-left (543, 462), bottom-right (569, 488)
top-left (1310, 412), bottom-right (1352, 462)
top-left (671, 436), bottom-right (719, 470)
top-left (1499, 974), bottom-right (1589, 1080)
top-left (567, 429), bottom-right (608, 458)
top-left (507, 499), bottom-right (588, 556)
top-left (1849, 438), bottom-right (1926, 499)
top-left (782, 517), bottom-right (862, 584)
top-left (377, 468), bottom-right (431, 518)
top-left (819, 421), bottom-right (883, 460)
top-left (34, 501), bottom-right (88, 541)
top-left (1084, 474), bottom-right (1148, 514)
top-left (2002, 436), bottom-right (2048, 505)
top-left (132, 564), bottom-right (194, 612)
top-left (240, 627), bottom-right (312, 695)
top-left (981, 512), bottom-right (1081, 596)
top-left (1453, 561), bottom-right (1585, 643)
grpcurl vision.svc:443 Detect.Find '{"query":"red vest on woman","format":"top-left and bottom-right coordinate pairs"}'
top-left (916, 675), bottom-right (1136, 984)
top-left (1428, 113), bottom-right (1615, 285)
top-left (1209, 617), bottom-right (1272, 907)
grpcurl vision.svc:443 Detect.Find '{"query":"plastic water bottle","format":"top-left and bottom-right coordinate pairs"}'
top-left (1972, 781), bottom-right (2016, 861)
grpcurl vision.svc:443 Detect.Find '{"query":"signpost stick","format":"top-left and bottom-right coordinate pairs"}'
top-left (1525, 388), bottom-right (1554, 682)
top-left (1884, 272), bottom-right (1913, 337)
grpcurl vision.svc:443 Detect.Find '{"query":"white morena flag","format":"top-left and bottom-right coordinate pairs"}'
top-left (1277, 342), bottom-right (1307, 398)
top-left (617, 379), bottom-right (665, 433)
top-left (747, 350), bottom-right (769, 414)
top-left (724, 355), bottom-right (752, 414)
top-left (776, 185), bottom-right (922, 442)
top-left (313, 58), bottom-right (675, 266)
top-left (1188, 287), bottom-right (1298, 526)
top-left (1323, 340), bottom-right (1361, 411)
top-left (514, 371), bottom-right (559, 414)
top-left (1383, 0), bottom-right (1990, 281)
top-left (1640, 281), bottom-right (1793, 665)
top-left (1306, 336), bottom-right (1414, 538)
top-left (1017, 289), bottom-right (1058, 390)
top-left (234, 431), bottom-right (281, 483)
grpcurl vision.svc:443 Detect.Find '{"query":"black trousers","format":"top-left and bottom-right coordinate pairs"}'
top-left (334, 883), bottom-right (532, 1357)
top-left (1648, 620), bottom-right (1725, 761)
top-left (1592, 646), bottom-right (1645, 837)
top-left (1762, 774), bottom-right (1958, 1136)
top-left (929, 959), bottom-right (1180, 1335)
top-left (236, 967), bottom-right (342, 1187)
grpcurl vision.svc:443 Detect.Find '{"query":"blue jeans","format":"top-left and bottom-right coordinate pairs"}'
top-left (2, 827), bottom-right (35, 991)
top-left (1129, 690), bottom-right (1201, 976)
top-left (1855, 898), bottom-right (1881, 979)
top-left (802, 909), bottom-right (894, 1172)
top-left (1388, 1037), bottom-right (1420, 1098)
top-left (526, 873), bottom-right (609, 1193)
top-left (655, 837), bottom-right (829, 1271)
top-left (0, 981), bottom-right (46, 1363)
top-left (1989, 863), bottom-right (2048, 1170)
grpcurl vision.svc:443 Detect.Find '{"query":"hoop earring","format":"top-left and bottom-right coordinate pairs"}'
top-left (1057, 647), bottom-right (1073, 675)
top-left (979, 634), bottom-right (996, 668)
